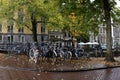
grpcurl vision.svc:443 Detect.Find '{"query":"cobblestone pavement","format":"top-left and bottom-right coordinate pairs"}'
top-left (1, 53), bottom-right (120, 80)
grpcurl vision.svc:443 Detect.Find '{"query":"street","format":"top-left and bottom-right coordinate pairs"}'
top-left (0, 67), bottom-right (120, 80)
top-left (1, 53), bottom-right (120, 80)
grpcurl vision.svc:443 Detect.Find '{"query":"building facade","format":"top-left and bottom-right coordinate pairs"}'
top-left (0, 22), bottom-right (49, 44)
top-left (90, 23), bottom-right (120, 48)
top-left (113, 24), bottom-right (120, 46)
top-left (98, 24), bottom-right (106, 45)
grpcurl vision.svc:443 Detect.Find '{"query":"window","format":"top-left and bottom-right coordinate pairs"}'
top-left (41, 17), bottom-right (45, 33)
top-left (0, 24), bottom-right (2, 32)
top-left (0, 35), bottom-right (2, 42)
top-left (20, 35), bottom-right (25, 43)
top-left (7, 25), bottom-right (13, 33)
top-left (18, 27), bottom-right (24, 33)
top-left (41, 24), bottom-right (45, 33)
top-left (41, 36), bottom-right (44, 41)
top-left (7, 35), bottom-right (13, 43)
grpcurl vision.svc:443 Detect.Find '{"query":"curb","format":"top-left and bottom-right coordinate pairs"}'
top-left (1, 65), bottom-right (120, 72)
top-left (46, 65), bottom-right (120, 72)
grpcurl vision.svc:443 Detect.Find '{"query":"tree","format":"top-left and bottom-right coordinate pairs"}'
top-left (92, 0), bottom-right (119, 61)
top-left (58, 0), bottom-right (120, 61)
top-left (0, 0), bottom-right (60, 42)
top-left (1, 0), bottom-right (120, 61)
top-left (102, 0), bottom-right (114, 61)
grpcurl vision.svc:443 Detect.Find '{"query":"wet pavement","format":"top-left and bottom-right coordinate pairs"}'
top-left (1, 53), bottom-right (120, 80)
top-left (1, 65), bottom-right (120, 80)
top-left (0, 53), bottom-right (107, 72)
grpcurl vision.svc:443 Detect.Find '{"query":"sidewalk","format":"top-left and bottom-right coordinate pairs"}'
top-left (1, 53), bottom-right (120, 72)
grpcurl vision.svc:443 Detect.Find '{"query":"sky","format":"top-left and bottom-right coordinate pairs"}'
top-left (90, 0), bottom-right (120, 8)
top-left (116, 0), bottom-right (120, 8)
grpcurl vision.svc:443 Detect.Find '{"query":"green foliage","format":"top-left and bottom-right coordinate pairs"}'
top-left (0, 0), bottom-right (61, 28)
top-left (0, 0), bottom-right (120, 39)
top-left (57, 0), bottom-right (100, 38)
top-left (111, 8), bottom-right (120, 24)
top-left (0, 0), bottom-right (64, 42)
top-left (77, 32), bottom-right (89, 42)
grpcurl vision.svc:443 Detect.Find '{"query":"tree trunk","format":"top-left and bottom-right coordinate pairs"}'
top-left (103, 0), bottom-right (115, 61)
top-left (32, 21), bottom-right (37, 42)
top-left (31, 13), bottom-right (38, 42)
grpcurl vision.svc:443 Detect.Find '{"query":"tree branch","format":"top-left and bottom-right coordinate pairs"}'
top-left (37, 20), bottom-right (45, 23)
top-left (24, 24), bottom-right (32, 31)
top-left (11, 18), bottom-right (32, 31)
